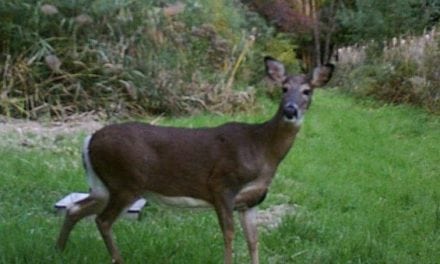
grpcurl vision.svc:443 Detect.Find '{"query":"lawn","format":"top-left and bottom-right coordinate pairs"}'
top-left (0, 90), bottom-right (439, 263)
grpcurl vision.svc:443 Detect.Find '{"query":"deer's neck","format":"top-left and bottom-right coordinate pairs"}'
top-left (259, 108), bottom-right (300, 165)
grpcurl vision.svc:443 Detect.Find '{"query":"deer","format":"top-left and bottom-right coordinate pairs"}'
top-left (56, 56), bottom-right (334, 264)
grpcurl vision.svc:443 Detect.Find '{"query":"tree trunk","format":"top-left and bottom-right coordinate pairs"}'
top-left (323, 0), bottom-right (338, 64)
top-left (311, 0), bottom-right (321, 66)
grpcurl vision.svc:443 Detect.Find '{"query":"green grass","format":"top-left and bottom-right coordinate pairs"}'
top-left (0, 90), bottom-right (439, 263)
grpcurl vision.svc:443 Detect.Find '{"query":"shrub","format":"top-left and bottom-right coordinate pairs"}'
top-left (0, 0), bottom-right (272, 119)
top-left (335, 28), bottom-right (440, 113)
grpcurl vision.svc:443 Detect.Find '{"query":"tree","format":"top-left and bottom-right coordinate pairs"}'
top-left (242, 0), bottom-right (340, 70)
top-left (242, 0), bottom-right (440, 70)
top-left (336, 0), bottom-right (440, 45)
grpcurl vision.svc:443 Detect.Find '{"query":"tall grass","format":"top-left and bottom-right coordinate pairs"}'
top-left (0, 0), bottom-right (272, 119)
top-left (0, 90), bottom-right (439, 263)
top-left (335, 27), bottom-right (440, 113)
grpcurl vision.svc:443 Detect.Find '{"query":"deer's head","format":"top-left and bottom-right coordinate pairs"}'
top-left (265, 56), bottom-right (334, 126)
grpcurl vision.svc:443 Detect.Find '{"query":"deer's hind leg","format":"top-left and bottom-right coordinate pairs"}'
top-left (56, 194), bottom-right (108, 250)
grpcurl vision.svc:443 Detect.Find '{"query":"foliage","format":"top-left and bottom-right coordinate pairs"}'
top-left (0, 0), bottom-right (272, 119)
top-left (264, 33), bottom-right (300, 72)
top-left (334, 28), bottom-right (440, 113)
top-left (336, 0), bottom-right (440, 45)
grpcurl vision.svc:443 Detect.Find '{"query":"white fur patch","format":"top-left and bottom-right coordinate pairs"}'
top-left (83, 135), bottom-right (109, 201)
top-left (145, 193), bottom-right (212, 208)
top-left (239, 206), bottom-right (258, 226)
top-left (69, 204), bottom-right (81, 214)
top-left (283, 115), bottom-right (304, 127)
top-left (239, 181), bottom-right (262, 194)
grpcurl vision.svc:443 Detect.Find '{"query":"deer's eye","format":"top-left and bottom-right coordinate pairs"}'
top-left (282, 87), bottom-right (288, 93)
top-left (302, 89), bottom-right (311, 96)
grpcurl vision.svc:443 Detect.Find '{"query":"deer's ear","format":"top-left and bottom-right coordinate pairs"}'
top-left (310, 63), bottom-right (335, 88)
top-left (265, 56), bottom-right (286, 84)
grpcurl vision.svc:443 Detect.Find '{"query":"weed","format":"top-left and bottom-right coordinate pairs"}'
top-left (0, 0), bottom-right (272, 119)
top-left (335, 27), bottom-right (440, 113)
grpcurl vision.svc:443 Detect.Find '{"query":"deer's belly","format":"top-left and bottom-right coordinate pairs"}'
top-left (145, 192), bottom-right (212, 208)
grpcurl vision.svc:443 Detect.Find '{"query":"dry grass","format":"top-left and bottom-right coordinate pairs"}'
top-left (0, 1), bottom-right (268, 120)
top-left (335, 27), bottom-right (440, 113)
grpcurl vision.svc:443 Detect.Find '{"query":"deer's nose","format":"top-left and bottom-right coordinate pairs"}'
top-left (283, 103), bottom-right (298, 120)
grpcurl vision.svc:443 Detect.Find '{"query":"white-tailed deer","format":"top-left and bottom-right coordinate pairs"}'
top-left (56, 57), bottom-right (334, 264)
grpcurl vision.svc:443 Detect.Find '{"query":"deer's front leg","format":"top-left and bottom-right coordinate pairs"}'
top-left (213, 191), bottom-right (236, 264)
top-left (239, 207), bottom-right (259, 264)
top-left (234, 185), bottom-right (265, 264)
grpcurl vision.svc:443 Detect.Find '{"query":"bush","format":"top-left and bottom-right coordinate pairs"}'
top-left (334, 29), bottom-right (440, 113)
top-left (0, 0), bottom-right (273, 119)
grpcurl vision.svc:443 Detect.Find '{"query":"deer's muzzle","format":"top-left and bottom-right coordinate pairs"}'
top-left (283, 103), bottom-right (299, 121)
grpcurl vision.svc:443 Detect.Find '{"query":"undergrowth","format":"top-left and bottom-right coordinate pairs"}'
top-left (0, 0), bottom-right (281, 119)
top-left (334, 28), bottom-right (440, 114)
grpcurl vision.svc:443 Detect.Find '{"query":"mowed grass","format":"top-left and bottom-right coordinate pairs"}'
top-left (0, 90), bottom-right (439, 263)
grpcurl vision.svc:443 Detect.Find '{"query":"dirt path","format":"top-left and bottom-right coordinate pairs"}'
top-left (0, 114), bottom-right (102, 136)
top-left (0, 114), bottom-right (102, 149)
